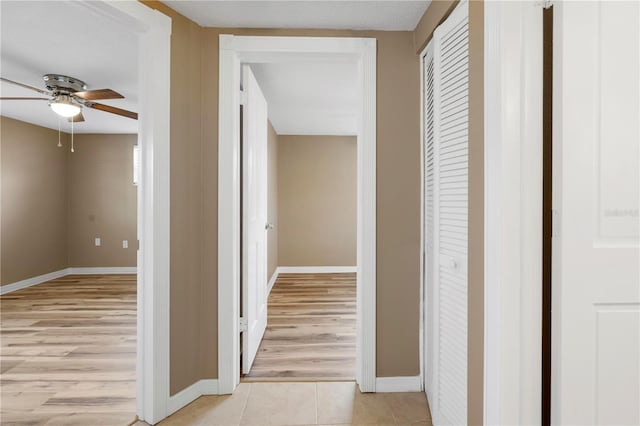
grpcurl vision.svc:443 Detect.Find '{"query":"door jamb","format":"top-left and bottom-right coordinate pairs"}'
top-left (75, 2), bottom-right (172, 424)
top-left (217, 35), bottom-right (377, 394)
top-left (419, 41), bottom-right (427, 396)
top-left (483, 2), bottom-right (543, 425)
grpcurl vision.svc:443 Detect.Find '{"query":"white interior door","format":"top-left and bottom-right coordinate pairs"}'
top-left (552, 2), bottom-right (640, 424)
top-left (242, 64), bottom-right (269, 374)
top-left (430, 2), bottom-right (469, 425)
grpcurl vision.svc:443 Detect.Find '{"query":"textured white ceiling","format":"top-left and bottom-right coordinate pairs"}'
top-left (0, 1), bottom-right (138, 134)
top-left (163, 0), bottom-right (430, 30)
top-left (250, 62), bottom-right (358, 135)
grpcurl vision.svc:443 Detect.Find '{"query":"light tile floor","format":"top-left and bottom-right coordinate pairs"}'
top-left (139, 381), bottom-right (432, 426)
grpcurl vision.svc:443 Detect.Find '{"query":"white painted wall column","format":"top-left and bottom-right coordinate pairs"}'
top-left (484, 2), bottom-right (543, 425)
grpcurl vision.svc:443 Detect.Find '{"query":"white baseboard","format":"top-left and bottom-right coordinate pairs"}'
top-left (375, 376), bottom-right (422, 393)
top-left (167, 379), bottom-right (219, 416)
top-left (1, 267), bottom-right (138, 295)
top-left (0, 269), bottom-right (68, 295)
top-left (277, 266), bottom-right (357, 274)
top-left (199, 379), bottom-right (219, 395)
top-left (267, 269), bottom-right (279, 294)
top-left (68, 267), bottom-right (137, 275)
top-left (267, 266), bottom-right (357, 295)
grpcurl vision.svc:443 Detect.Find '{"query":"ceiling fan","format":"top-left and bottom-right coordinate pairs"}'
top-left (0, 74), bottom-right (137, 122)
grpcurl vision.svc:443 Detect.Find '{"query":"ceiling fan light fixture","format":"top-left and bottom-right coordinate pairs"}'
top-left (49, 95), bottom-right (81, 118)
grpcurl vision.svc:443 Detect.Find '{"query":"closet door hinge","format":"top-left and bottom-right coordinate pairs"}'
top-left (239, 317), bottom-right (248, 332)
top-left (239, 89), bottom-right (247, 105)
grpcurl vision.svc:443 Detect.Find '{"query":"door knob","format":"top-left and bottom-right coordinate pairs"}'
top-left (449, 259), bottom-right (458, 269)
top-left (265, 222), bottom-right (274, 230)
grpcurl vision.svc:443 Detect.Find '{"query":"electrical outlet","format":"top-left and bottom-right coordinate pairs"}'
top-left (95, 238), bottom-right (101, 247)
top-left (123, 240), bottom-right (128, 249)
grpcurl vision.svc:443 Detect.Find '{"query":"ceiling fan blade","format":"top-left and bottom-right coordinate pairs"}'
top-left (0, 97), bottom-right (49, 100)
top-left (73, 89), bottom-right (124, 101)
top-left (0, 77), bottom-right (50, 95)
top-left (87, 102), bottom-right (138, 120)
top-left (68, 112), bottom-right (85, 123)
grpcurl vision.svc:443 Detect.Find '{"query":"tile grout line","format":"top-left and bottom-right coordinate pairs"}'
top-left (315, 382), bottom-right (318, 425)
top-left (386, 394), bottom-right (399, 426)
top-left (237, 382), bottom-right (252, 426)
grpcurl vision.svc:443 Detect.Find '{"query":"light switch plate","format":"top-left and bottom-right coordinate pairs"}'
top-left (95, 238), bottom-right (101, 247)
top-left (123, 240), bottom-right (128, 249)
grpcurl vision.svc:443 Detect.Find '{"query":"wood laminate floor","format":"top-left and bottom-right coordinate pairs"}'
top-left (242, 273), bottom-right (356, 381)
top-left (0, 274), bottom-right (137, 426)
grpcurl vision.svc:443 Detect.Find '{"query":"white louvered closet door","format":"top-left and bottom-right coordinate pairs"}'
top-left (423, 42), bottom-right (437, 404)
top-left (432, 2), bottom-right (469, 425)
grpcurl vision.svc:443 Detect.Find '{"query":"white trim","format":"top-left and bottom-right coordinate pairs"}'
top-left (483, 2), bottom-right (543, 425)
top-left (483, 3), bottom-right (501, 422)
top-left (0, 267), bottom-right (139, 295)
top-left (375, 376), bottom-right (422, 393)
top-left (218, 36), bottom-right (242, 395)
top-left (74, 2), bottom-right (172, 424)
top-left (167, 379), bottom-right (219, 416)
top-left (418, 41), bottom-right (427, 396)
top-left (68, 267), bottom-right (138, 275)
top-left (267, 269), bottom-right (279, 294)
top-left (358, 36), bottom-right (378, 394)
top-left (218, 35), bottom-right (377, 395)
top-left (276, 266), bottom-right (358, 274)
top-left (0, 269), bottom-right (68, 295)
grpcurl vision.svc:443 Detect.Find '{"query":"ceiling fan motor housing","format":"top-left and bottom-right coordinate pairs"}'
top-left (43, 74), bottom-right (86, 94)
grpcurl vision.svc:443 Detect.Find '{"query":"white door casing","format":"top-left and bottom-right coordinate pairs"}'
top-left (552, 2), bottom-right (640, 424)
top-left (483, 2), bottom-right (543, 424)
top-left (429, 2), bottom-right (470, 424)
top-left (241, 65), bottom-right (269, 374)
top-left (71, 2), bottom-right (172, 423)
top-left (218, 36), bottom-right (376, 394)
top-left (422, 41), bottom-right (436, 403)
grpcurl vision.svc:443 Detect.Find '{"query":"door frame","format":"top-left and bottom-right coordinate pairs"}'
top-left (218, 35), bottom-right (377, 394)
top-left (76, 1), bottom-right (172, 424)
top-left (483, 1), bottom-right (543, 425)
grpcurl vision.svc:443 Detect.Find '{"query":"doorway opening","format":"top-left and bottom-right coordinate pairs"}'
top-left (1, 1), bottom-right (170, 424)
top-left (239, 61), bottom-right (359, 380)
top-left (218, 35), bottom-right (377, 394)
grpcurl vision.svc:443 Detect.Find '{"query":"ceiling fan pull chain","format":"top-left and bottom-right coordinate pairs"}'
top-left (71, 119), bottom-right (75, 153)
top-left (57, 117), bottom-right (62, 147)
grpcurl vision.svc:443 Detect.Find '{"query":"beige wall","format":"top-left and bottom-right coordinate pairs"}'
top-left (67, 134), bottom-right (137, 267)
top-left (1, 116), bottom-right (68, 285)
top-left (267, 120), bottom-right (278, 279)
top-left (140, 0), bottom-right (457, 393)
top-left (0, 116), bottom-right (138, 286)
top-left (278, 135), bottom-right (356, 267)
top-left (467, 2), bottom-right (484, 424)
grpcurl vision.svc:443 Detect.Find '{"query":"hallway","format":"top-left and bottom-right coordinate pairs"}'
top-left (243, 273), bottom-right (356, 380)
top-left (154, 381), bottom-right (432, 425)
